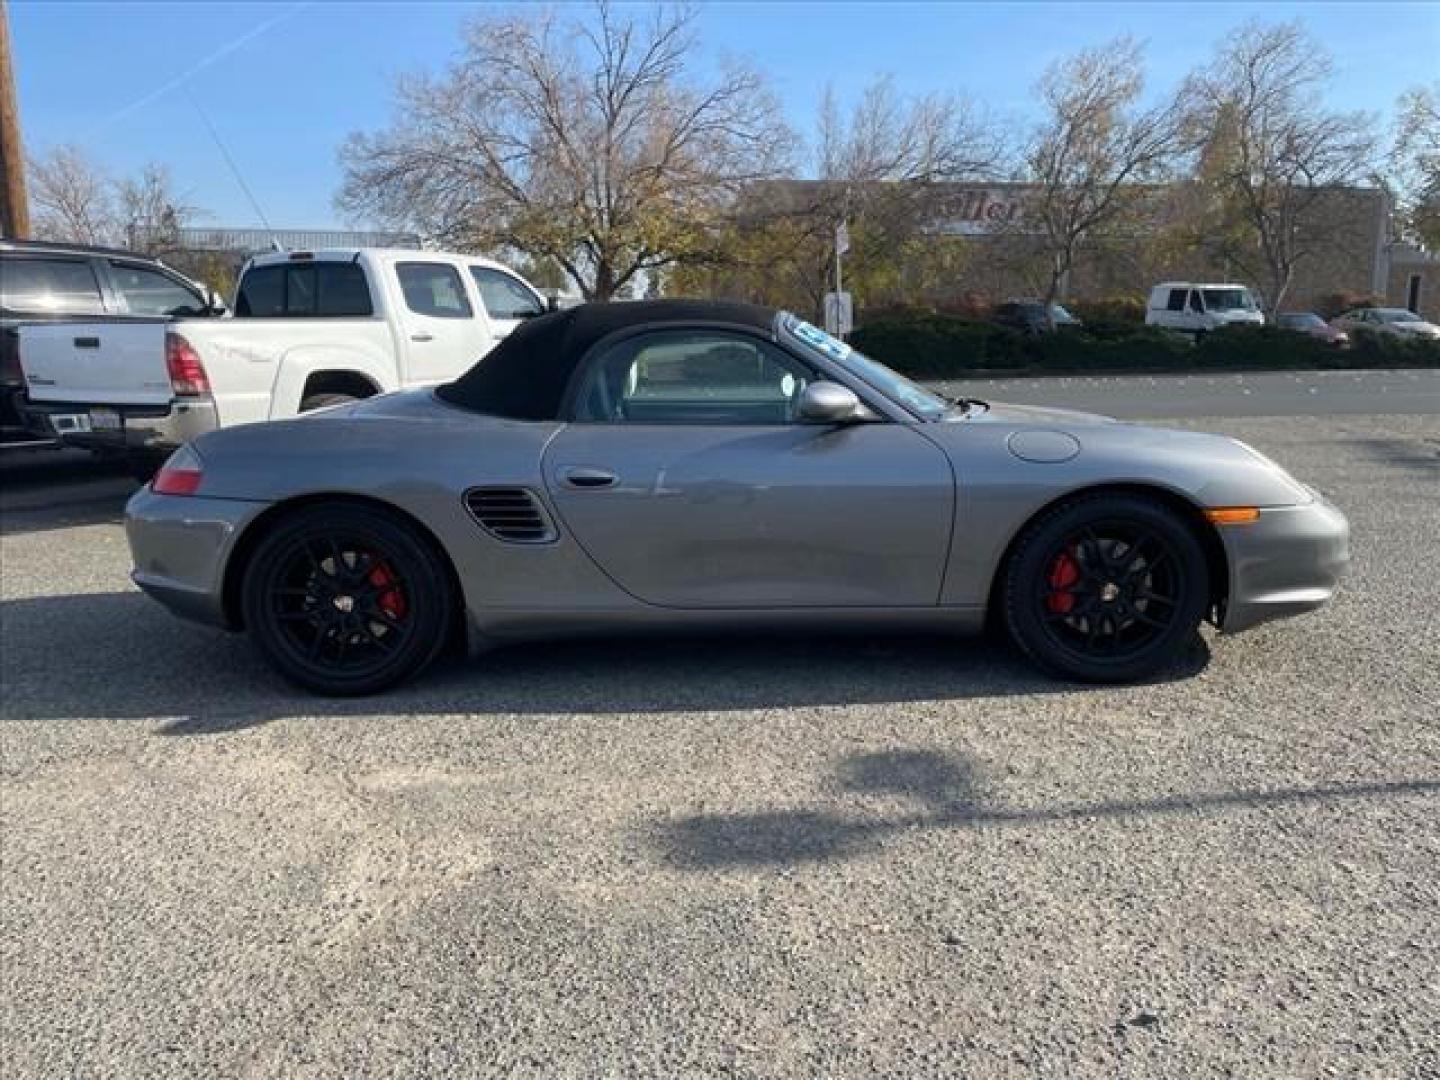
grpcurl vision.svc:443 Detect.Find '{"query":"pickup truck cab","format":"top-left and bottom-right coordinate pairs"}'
top-left (16, 247), bottom-right (549, 473)
top-left (1, 239), bottom-right (221, 450)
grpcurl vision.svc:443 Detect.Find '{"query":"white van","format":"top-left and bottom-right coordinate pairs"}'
top-left (1145, 283), bottom-right (1264, 337)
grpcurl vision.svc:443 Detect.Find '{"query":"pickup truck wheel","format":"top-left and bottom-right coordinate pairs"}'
top-left (300, 393), bottom-right (360, 412)
top-left (240, 504), bottom-right (454, 695)
top-left (126, 451), bottom-right (166, 484)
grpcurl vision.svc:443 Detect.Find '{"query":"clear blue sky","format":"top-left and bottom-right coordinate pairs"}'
top-left (12, 1), bottom-right (1439, 230)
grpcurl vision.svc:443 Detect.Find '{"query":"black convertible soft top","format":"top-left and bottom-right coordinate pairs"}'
top-left (436, 299), bottom-right (778, 420)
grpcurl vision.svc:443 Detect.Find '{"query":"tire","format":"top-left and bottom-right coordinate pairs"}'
top-left (1002, 493), bottom-right (1209, 683)
top-left (240, 503), bottom-right (454, 695)
top-left (300, 392), bottom-right (360, 412)
top-left (126, 451), bottom-right (166, 484)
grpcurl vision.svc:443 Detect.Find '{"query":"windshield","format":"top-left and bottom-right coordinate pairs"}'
top-left (1279, 313), bottom-right (1324, 329)
top-left (1201, 288), bottom-right (1256, 311)
top-left (1377, 309), bottom-right (1420, 323)
top-left (1050, 304), bottom-right (1078, 323)
top-left (783, 316), bottom-right (951, 420)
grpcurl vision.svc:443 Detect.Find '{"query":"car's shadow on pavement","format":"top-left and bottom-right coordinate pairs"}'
top-left (0, 590), bottom-right (1213, 730)
top-left (0, 451), bottom-right (136, 536)
top-left (650, 747), bottom-right (1440, 870)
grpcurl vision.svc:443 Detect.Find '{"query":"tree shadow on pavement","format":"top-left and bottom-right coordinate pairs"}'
top-left (0, 591), bottom-right (1212, 731)
top-left (653, 748), bottom-right (1440, 870)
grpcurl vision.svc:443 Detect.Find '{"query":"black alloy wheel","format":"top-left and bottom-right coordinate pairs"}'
top-left (242, 504), bottom-right (452, 695)
top-left (1003, 493), bottom-right (1209, 683)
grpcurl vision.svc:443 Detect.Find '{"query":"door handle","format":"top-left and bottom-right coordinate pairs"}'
top-left (410, 333), bottom-right (434, 343)
top-left (563, 467), bottom-right (617, 489)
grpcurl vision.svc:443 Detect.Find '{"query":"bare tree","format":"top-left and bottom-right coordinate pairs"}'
top-left (1180, 21), bottom-right (1375, 315)
top-left (1024, 38), bottom-right (1182, 309)
top-left (28, 147), bottom-right (200, 253)
top-left (117, 163), bottom-right (198, 255)
top-left (28, 145), bottom-right (116, 245)
top-left (696, 76), bottom-right (1004, 315)
top-left (338, 2), bottom-right (790, 301)
top-left (1389, 82), bottom-right (1440, 248)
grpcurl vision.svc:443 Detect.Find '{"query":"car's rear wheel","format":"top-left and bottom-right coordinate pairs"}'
top-left (241, 503), bottom-right (453, 695)
top-left (1002, 493), bottom-right (1209, 683)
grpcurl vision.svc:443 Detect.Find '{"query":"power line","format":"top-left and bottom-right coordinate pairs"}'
top-left (185, 88), bottom-right (275, 235)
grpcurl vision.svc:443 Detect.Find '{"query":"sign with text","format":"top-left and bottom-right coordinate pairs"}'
top-left (935, 190), bottom-right (1028, 235)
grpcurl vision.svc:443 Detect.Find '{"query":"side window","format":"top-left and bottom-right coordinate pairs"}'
top-left (108, 262), bottom-right (205, 316)
top-left (397, 262), bottom-right (472, 319)
top-left (1166, 289), bottom-right (1187, 312)
top-left (0, 257), bottom-right (105, 314)
top-left (235, 265), bottom-right (285, 316)
top-left (315, 263), bottom-right (372, 316)
top-left (234, 262), bottom-right (373, 317)
top-left (470, 266), bottom-right (544, 320)
top-left (575, 331), bottom-right (812, 425)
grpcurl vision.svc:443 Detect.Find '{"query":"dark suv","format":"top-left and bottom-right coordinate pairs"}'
top-left (0, 239), bottom-right (220, 449)
top-left (991, 300), bottom-right (1083, 335)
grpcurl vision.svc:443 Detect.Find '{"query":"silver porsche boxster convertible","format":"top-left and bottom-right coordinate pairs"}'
top-left (125, 300), bottom-right (1349, 695)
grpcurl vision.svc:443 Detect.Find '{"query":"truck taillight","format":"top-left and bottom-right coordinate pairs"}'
top-left (166, 332), bottom-right (210, 396)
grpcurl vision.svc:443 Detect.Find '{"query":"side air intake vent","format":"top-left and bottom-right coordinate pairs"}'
top-left (463, 487), bottom-right (556, 544)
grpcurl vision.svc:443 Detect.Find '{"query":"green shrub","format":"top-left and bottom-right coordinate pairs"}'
top-left (848, 313), bottom-right (1440, 378)
top-left (1314, 291), bottom-right (1384, 320)
top-left (1068, 296), bottom-right (1147, 325)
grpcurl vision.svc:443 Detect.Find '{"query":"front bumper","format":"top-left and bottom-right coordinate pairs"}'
top-left (23, 397), bottom-right (218, 456)
top-left (1219, 494), bottom-right (1350, 633)
top-left (125, 484), bottom-right (271, 629)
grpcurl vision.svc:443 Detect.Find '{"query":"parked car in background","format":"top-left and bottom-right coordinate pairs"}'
top-left (15, 247), bottom-right (550, 477)
top-left (1275, 312), bottom-right (1349, 348)
top-left (1, 239), bottom-right (223, 450)
top-left (991, 300), bottom-right (1082, 335)
top-left (1330, 307), bottom-right (1440, 340)
top-left (1145, 282), bottom-right (1265, 338)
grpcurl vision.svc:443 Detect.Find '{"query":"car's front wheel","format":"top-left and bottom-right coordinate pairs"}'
top-left (1002, 493), bottom-right (1210, 683)
top-left (241, 503), bottom-right (454, 695)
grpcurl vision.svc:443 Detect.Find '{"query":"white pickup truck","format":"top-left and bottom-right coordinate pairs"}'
top-left (17, 247), bottom-right (550, 474)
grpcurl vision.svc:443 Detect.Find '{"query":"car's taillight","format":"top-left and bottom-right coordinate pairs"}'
top-left (166, 332), bottom-right (210, 396)
top-left (152, 444), bottom-right (204, 496)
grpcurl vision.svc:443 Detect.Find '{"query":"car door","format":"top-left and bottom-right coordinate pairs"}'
top-left (104, 260), bottom-right (208, 316)
top-left (392, 260), bottom-right (489, 385)
top-left (469, 265), bottom-right (546, 341)
top-left (1186, 288), bottom-right (1206, 331)
top-left (542, 328), bottom-right (954, 609)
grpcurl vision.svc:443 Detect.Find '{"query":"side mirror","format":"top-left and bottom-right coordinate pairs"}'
top-left (546, 295), bottom-right (561, 313)
top-left (206, 288), bottom-right (229, 316)
top-left (798, 381), bottom-right (862, 424)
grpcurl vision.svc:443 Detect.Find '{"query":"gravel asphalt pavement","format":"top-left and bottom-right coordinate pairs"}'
top-left (2, 370), bottom-right (1437, 1078)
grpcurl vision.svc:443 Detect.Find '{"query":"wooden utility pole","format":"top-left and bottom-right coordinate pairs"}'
top-left (0, 0), bottom-right (30, 239)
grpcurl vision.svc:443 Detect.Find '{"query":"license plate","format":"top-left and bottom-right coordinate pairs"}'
top-left (89, 407), bottom-right (122, 431)
top-left (50, 413), bottom-right (91, 434)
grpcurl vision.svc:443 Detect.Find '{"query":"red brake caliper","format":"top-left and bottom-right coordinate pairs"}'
top-left (367, 561), bottom-right (407, 621)
top-left (1047, 549), bottom-right (1079, 614)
